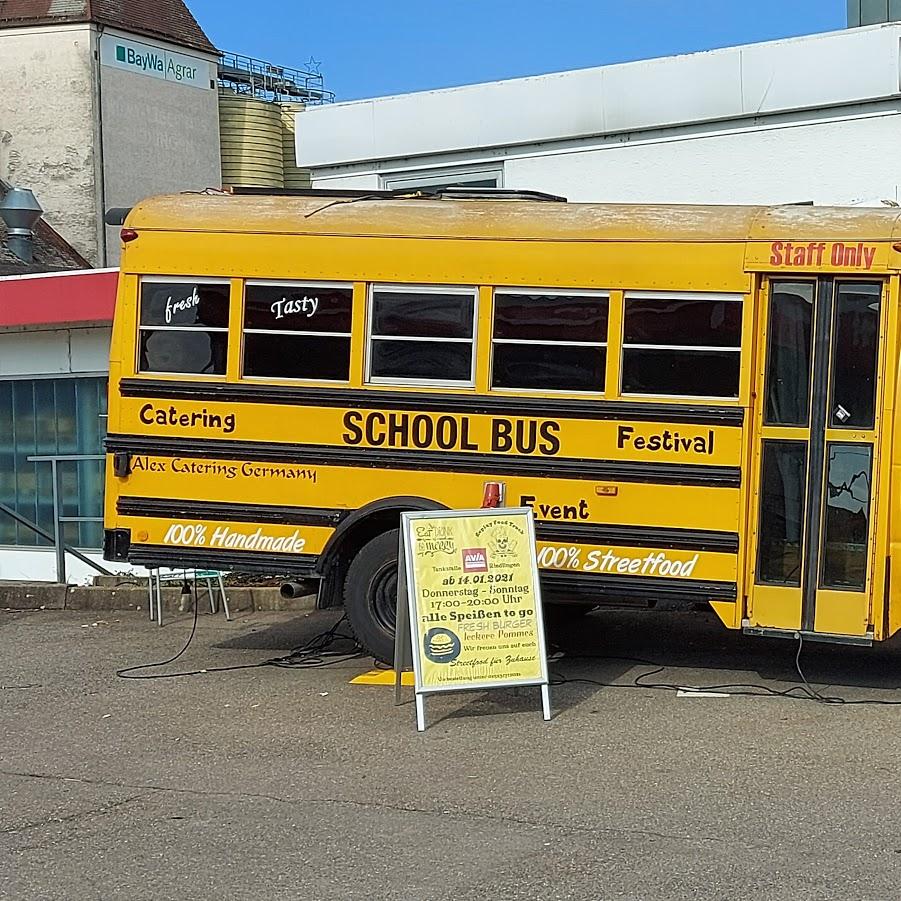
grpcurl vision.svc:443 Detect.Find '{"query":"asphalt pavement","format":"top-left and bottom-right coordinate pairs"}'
top-left (3, 603), bottom-right (901, 900)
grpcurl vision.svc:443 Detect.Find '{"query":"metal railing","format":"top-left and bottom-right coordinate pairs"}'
top-left (1, 453), bottom-right (113, 584)
top-left (218, 51), bottom-right (335, 104)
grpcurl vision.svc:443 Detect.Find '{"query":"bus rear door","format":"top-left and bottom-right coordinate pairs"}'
top-left (747, 277), bottom-right (886, 639)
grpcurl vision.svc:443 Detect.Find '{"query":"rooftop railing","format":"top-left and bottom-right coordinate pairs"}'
top-left (218, 51), bottom-right (335, 104)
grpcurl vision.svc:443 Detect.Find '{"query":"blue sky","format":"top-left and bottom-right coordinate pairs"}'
top-left (189, 0), bottom-right (846, 101)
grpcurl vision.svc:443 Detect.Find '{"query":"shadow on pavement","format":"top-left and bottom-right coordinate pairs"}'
top-left (548, 606), bottom-right (901, 696)
top-left (213, 610), bottom-right (347, 653)
top-left (212, 605), bottom-right (901, 709)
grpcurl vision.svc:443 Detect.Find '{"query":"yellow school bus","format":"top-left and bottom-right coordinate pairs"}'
top-left (103, 188), bottom-right (901, 662)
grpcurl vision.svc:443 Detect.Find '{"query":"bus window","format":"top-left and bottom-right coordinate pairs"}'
top-left (828, 283), bottom-right (881, 429)
top-left (491, 290), bottom-right (608, 392)
top-left (820, 443), bottom-right (873, 590)
top-left (621, 293), bottom-right (742, 398)
top-left (756, 440), bottom-right (807, 586)
top-left (138, 279), bottom-right (229, 376)
top-left (764, 282), bottom-right (814, 427)
top-left (367, 285), bottom-right (477, 385)
top-left (242, 281), bottom-right (353, 382)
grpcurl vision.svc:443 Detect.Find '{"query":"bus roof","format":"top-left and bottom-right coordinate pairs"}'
top-left (125, 193), bottom-right (901, 245)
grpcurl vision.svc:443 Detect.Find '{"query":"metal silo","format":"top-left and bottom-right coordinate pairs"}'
top-left (218, 90), bottom-right (285, 189)
top-left (280, 102), bottom-right (312, 190)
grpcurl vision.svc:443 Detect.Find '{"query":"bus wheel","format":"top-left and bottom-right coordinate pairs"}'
top-left (343, 529), bottom-right (399, 664)
top-left (543, 602), bottom-right (596, 628)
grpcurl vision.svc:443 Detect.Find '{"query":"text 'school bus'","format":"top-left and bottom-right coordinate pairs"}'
top-left (103, 188), bottom-right (901, 662)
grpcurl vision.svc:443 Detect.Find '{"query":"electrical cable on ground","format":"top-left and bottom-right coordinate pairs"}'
top-left (116, 598), bottom-right (361, 680)
top-left (117, 603), bottom-right (901, 706)
top-left (548, 631), bottom-right (901, 707)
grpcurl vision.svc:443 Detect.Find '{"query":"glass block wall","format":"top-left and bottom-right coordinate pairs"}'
top-left (0, 377), bottom-right (107, 548)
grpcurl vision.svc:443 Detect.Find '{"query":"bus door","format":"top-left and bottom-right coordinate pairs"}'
top-left (748, 277), bottom-right (885, 638)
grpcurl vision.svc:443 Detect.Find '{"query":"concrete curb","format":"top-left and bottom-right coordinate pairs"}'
top-left (0, 583), bottom-right (317, 613)
top-left (0, 583), bottom-right (67, 610)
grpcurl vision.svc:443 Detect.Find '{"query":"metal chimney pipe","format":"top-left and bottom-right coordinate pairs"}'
top-left (0, 187), bottom-right (43, 263)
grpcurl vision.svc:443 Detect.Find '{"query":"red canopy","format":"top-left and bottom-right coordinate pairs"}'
top-left (0, 269), bottom-right (117, 329)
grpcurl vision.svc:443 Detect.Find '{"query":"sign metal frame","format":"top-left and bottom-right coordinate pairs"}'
top-left (395, 507), bottom-right (552, 731)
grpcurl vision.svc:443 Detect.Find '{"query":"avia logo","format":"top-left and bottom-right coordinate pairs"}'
top-left (462, 548), bottom-right (488, 573)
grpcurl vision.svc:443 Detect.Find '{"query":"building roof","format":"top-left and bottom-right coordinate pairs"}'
top-left (126, 192), bottom-right (901, 247)
top-left (297, 23), bottom-right (901, 169)
top-left (0, 180), bottom-right (92, 276)
top-left (0, 0), bottom-right (217, 54)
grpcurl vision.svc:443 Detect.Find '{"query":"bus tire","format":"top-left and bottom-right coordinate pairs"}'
top-left (543, 602), bottom-right (596, 629)
top-left (343, 529), bottom-right (399, 664)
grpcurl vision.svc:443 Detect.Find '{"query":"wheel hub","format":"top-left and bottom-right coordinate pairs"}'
top-left (371, 563), bottom-right (398, 633)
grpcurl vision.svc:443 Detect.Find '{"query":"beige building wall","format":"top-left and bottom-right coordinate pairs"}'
top-left (99, 29), bottom-right (221, 265)
top-left (0, 24), bottom-right (221, 266)
top-left (0, 24), bottom-right (100, 262)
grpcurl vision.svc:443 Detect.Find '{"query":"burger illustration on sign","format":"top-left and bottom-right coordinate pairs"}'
top-left (423, 627), bottom-right (462, 664)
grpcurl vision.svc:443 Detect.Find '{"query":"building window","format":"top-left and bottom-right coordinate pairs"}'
top-left (138, 279), bottom-right (230, 376)
top-left (0, 377), bottom-right (107, 548)
top-left (367, 285), bottom-right (477, 386)
top-left (381, 166), bottom-right (503, 193)
top-left (491, 290), bottom-right (608, 392)
top-left (621, 293), bottom-right (742, 398)
top-left (242, 282), bottom-right (353, 381)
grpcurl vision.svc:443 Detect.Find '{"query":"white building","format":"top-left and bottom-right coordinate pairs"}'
top-left (297, 23), bottom-right (901, 208)
top-left (0, 264), bottom-right (118, 583)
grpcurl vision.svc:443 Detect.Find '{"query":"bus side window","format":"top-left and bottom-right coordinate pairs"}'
top-left (242, 282), bottom-right (353, 382)
top-left (490, 290), bottom-right (608, 393)
top-left (138, 279), bottom-right (230, 376)
top-left (367, 285), bottom-right (477, 386)
top-left (621, 293), bottom-right (742, 398)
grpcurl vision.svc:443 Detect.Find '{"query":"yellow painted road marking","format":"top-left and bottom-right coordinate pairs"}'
top-left (350, 669), bottom-right (415, 686)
